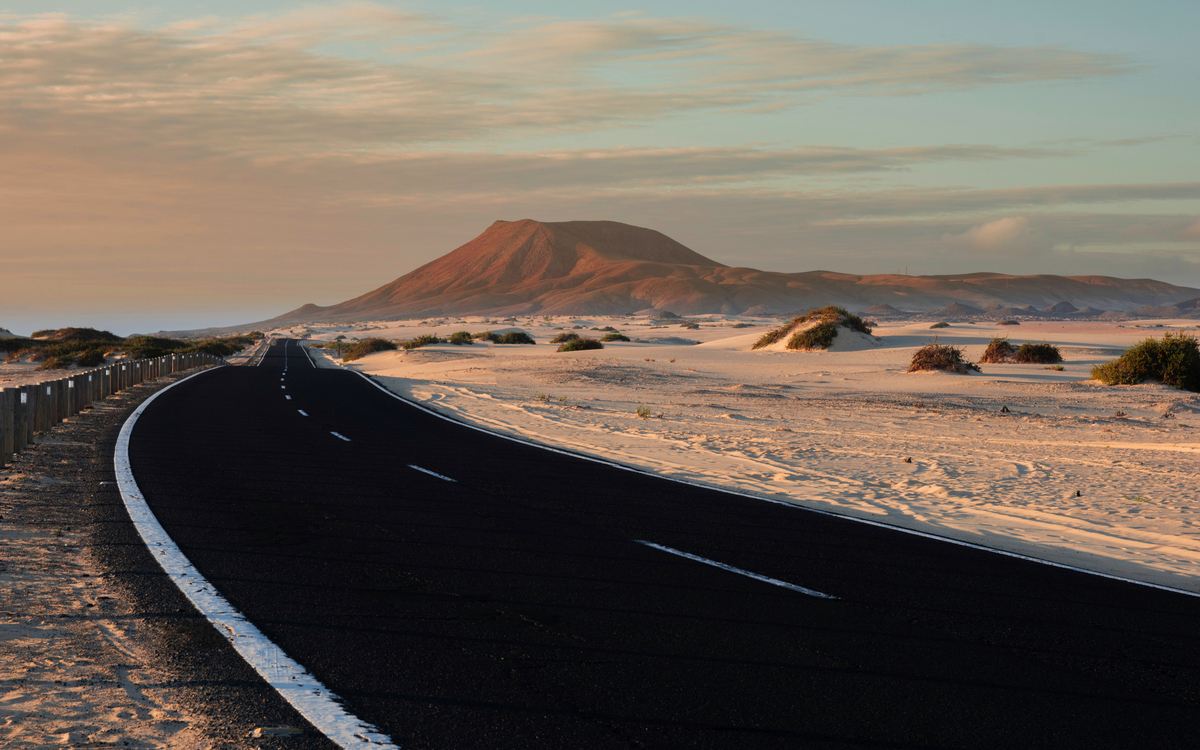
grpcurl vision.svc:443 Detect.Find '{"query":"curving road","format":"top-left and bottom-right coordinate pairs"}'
top-left (125, 338), bottom-right (1200, 749)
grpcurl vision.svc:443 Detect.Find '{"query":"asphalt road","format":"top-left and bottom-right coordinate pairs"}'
top-left (125, 338), bottom-right (1200, 749)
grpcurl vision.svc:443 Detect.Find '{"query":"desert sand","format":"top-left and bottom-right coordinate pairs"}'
top-left (293, 315), bottom-right (1200, 594)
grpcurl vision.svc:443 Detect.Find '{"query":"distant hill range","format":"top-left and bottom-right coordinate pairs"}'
top-left (164, 220), bottom-right (1200, 334)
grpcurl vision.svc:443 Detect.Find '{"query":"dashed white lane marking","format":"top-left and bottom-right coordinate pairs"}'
top-left (633, 541), bottom-right (837, 599)
top-left (407, 465), bottom-right (456, 482)
top-left (115, 370), bottom-right (397, 749)
top-left (331, 432), bottom-right (350, 441)
top-left (281, 386), bottom-right (286, 390)
top-left (298, 410), bottom-right (308, 417)
top-left (285, 395), bottom-right (292, 400)
top-left (351, 369), bottom-right (1200, 600)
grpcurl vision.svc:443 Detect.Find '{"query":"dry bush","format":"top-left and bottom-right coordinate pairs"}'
top-left (344, 337), bottom-right (401, 360)
top-left (908, 339), bottom-right (980, 374)
top-left (557, 337), bottom-right (603, 352)
top-left (1013, 342), bottom-right (1062, 364)
top-left (979, 337), bottom-right (1015, 364)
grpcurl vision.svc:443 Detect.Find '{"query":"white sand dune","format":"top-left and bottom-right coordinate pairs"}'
top-left (295, 316), bottom-right (1200, 593)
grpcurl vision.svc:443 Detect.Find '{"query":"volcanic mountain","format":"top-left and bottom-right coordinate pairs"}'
top-left (255, 219), bottom-right (1200, 325)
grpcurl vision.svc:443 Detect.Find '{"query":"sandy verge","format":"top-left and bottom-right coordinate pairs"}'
top-left (296, 315), bottom-right (1200, 594)
top-left (0, 406), bottom-right (216, 748)
top-left (1, 372), bottom-right (325, 750)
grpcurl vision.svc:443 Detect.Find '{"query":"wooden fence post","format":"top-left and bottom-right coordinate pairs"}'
top-left (16, 386), bottom-right (30, 451)
top-left (0, 389), bottom-right (12, 467)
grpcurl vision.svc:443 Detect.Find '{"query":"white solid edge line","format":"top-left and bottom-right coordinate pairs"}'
top-left (115, 369), bottom-right (398, 749)
top-left (299, 410), bottom-right (308, 417)
top-left (349, 370), bottom-right (1200, 600)
top-left (331, 432), bottom-right (351, 441)
top-left (635, 540), bottom-right (836, 599)
top-left (407, 464), bottom-right (456, 482)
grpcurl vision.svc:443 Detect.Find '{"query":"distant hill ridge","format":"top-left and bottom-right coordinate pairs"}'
top-left (172, 219), bottom-right (1200, 332)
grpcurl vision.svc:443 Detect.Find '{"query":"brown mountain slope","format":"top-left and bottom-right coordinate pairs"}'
top-left (258, 219), bottom-right (1200, 325)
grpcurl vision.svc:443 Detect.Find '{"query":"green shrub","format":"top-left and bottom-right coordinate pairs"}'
top-left (497, 331), bottom-right (535, 345)
top-left (600, 332), bottom-right (630, 342)
top-left (184, 340), bottom-right (240, 357)
top-left (36, 355), bottom-right (76, 370)
top-left (0, 338), bottom-right (38, 354)
top-left (979, 337), bottom-right (1015, 364)
top-left (550, 332), bottom-right (580, 344)
top-left (752, 325), bottom-right (791, 349)
top-left (1014, 342), bottom-right (1062, 364)
top-left (401, 334), bottom-right (441, 351)
top-left (75, 349), bottom-right (107, 367)
top-left (121, 335), bottom-right (188, 359)
top-left (447, 331), bottom-right (474, 345)
top-left (998, 319), bottom-right (1020, 326)
top-left (929, 321), bottom-right (950, 329)
top-left (344, 337), bottom-right (400, 361)
top-left (557, 337), bottom-right (603, 352)
top-left (787, 321), bottom-right (838, 350)
top-left (909, 339), bottom-right (980, 374)
top-left (1091, 333), bottom-right (1200, 391)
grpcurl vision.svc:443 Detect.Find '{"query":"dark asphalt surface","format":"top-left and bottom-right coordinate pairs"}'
top-left (125, 339), bottom-right (1200, 749)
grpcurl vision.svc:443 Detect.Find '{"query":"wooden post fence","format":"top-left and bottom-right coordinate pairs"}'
top-left (0, 352), bottom-right (224, 468)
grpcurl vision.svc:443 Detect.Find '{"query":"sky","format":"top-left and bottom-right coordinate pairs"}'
top-left (1, 1), bottom-right (1197, 334)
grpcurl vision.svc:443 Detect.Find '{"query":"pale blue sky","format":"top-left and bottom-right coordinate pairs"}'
top-left (1, 1), bottom-right (1196, 332)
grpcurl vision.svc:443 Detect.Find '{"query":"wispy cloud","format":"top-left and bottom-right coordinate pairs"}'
top-left (0, 6), bottom-right (1137, 156)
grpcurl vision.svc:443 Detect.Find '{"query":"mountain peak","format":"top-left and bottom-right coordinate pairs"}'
top-left (251, 220), bottom-right (1200, 324)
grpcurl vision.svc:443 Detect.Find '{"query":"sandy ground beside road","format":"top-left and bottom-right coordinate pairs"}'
top-left (301, 315), bottom-right (1200, 594)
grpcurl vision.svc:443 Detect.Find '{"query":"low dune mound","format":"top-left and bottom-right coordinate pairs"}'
top-left (752, 306), bottom-right (879, 352)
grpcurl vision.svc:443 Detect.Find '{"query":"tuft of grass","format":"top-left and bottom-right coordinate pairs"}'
top-left (474, 330), bottom-right (536, 344)
top-left (1014, 342), bottom-right (1062, 364)
top-left (929, 321), bottom-right (950, 329)
top-left (557, 337), bottom-right (603, 352)
top-left (997, 319), bottom-right (1020, 326)
top-left (401, 334), bottom-right (441, 351)
top-left (636, 406), bottom-right (652, 418)
top-left (550, 332), bottom-right (580, 344)
top-left (979, 337), bottom-right (1015, 364)
top-left (908, 338), bottom-right (980, 374)
top-left (36, 355), bottom-right (76, 370)
top-left (447, 331), bottom-right (474, 345)
top-left (344, 337), bottom-right (400, 361)
top-left (600, 332), bottom-right (630, 342)
top-left (497, 331), bottom-right (535, 345)
top-left (1091, 332), bottom-right (1200, 391)
top-left (1044, 365), bottom-right (1065, 371)
top-left (75, 349), bottom-right (107, 367)
top-left (787, 321), bottom-right (838, 350)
